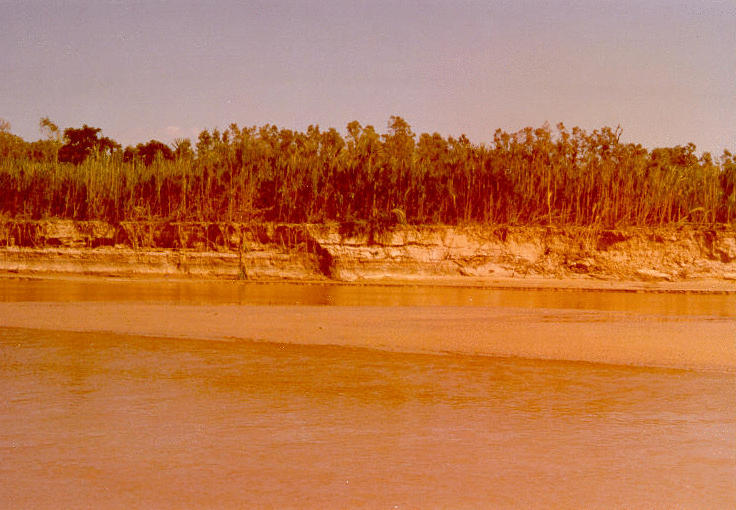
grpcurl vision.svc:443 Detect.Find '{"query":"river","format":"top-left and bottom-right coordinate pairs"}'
top-left (1, 278), bottom-right (734, 508)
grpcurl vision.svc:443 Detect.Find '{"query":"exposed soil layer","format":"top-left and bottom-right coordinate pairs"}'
top-left (1, 220), bottom-right (735, 289)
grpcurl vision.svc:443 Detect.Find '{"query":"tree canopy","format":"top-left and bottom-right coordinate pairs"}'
top-left (0, 116), bottom-right (733, 226)
top-left (58, 124), bottom-right (120, 164)
top-left (123, 140), bottom-right (174, 166)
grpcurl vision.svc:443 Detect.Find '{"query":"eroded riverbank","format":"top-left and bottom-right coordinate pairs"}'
top-left (1, 220), bottom-right (735, 288)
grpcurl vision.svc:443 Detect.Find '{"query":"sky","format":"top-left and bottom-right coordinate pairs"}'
top-left (1, 0), bottom-right (734, 156)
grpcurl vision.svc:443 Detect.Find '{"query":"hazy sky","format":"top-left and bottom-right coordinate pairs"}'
top-left (2, 0), bottom-right (734, 155)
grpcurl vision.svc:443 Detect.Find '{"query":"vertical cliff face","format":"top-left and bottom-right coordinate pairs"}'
top-left (0, 220), bottom-right (735, 283)
top-left (309, 225), bottom-right (736, 282)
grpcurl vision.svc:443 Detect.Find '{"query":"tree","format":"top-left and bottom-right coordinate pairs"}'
top-left (35, 117), bottom-right (63, 162)
top-left (173, 138), bottom-right (194, 160)
top-left (39, 117), bottom-right (61, 141)
top-left (136, 140), bottom-right (174, 165)
top-left (58, 124), bottom-right (120, 164)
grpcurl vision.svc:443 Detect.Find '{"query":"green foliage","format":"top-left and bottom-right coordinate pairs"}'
top-left (0, 118), bottom-right (733, 227)
top-left (58, 124), bottom-right (120, 164)
top-left (123, 140), bottom-right (174, 166)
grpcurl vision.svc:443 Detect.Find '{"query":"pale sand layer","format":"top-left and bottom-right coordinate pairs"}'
top-left (2, 302), bottom-right (734, 371)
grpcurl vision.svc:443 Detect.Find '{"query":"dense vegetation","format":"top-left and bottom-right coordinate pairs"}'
top-left (1, 116), bottom-right (734, 227)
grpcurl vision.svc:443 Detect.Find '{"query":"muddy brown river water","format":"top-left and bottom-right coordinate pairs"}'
top-left (1, 279), bottom-right (735, 508)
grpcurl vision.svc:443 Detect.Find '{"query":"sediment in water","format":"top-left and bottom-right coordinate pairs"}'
top-left (1, 219), bottom-right (735, 287)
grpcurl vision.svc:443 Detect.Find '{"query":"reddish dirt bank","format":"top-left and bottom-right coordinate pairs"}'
top-left (1, 220), bottom-right (735, 289)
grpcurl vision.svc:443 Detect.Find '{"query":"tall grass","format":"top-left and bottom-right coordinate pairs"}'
top-left (1, 119), bottom-right (734, 227)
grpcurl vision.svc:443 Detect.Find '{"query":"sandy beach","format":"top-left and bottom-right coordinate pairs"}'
top-left (2, 298), bottom-right (734, 371)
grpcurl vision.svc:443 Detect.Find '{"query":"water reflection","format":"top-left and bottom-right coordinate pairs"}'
top-left (1, 327), bottom-right (734, 509)
top-left (1, 278), bottom-right (734, 316)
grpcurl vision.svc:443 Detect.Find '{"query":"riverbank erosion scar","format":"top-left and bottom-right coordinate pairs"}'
top-left (1, 220), bottom-right (735, 284)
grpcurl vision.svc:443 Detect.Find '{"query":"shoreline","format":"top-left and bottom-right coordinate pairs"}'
top-left (2, 302), bottom-right (734, 372)
top-left (1, 270), bottom-right (736, 295)
top-left (2, 268), bottom-right (734, 372)
top-left (2, 220), bottom-right (735, 371)
top-left (1, 219), bottom-right (735, 293)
